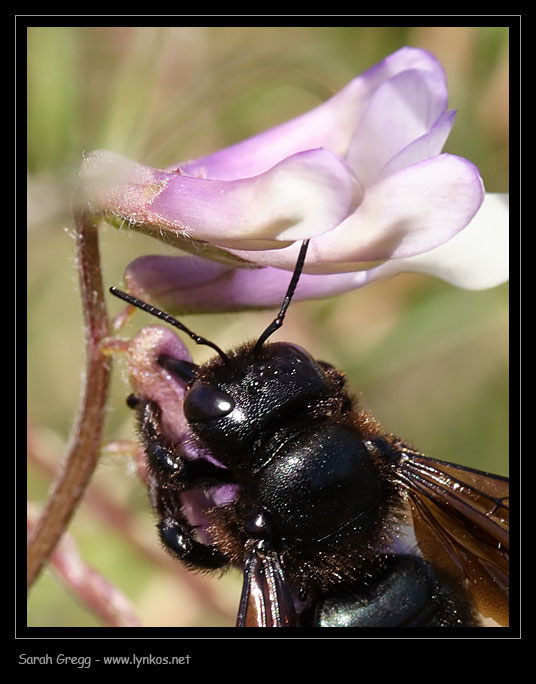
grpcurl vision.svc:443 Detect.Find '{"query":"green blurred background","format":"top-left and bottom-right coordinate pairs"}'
top-left (27, 26), bottom-right (509, 628)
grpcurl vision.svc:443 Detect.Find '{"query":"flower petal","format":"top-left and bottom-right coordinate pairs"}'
top-left (127, 326), bottom-right (192, 443)
top-left (223, 154), bottom-right (484, 271)
top-left (347, 68), bottom-right (449, 186)
top-left (378, 109), bottom-right (456, 179)
top-left (125, 255), bottom-right (236, 313)
top-left (81, 148), bottom-right (361, 246)
top-left (366, 193), bottom-right (510, 289)
top-left (124, 254), bottom-right (371, 313)
top-left (175, 47), bottom-right (448, 181)
top-left (124, 193), bottom-right (508, 312)
top-left (126, 324), bottom-right (229, 467)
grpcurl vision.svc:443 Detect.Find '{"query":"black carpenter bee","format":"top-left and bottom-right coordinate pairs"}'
top-left (110, 240), bottom-right (509, 628)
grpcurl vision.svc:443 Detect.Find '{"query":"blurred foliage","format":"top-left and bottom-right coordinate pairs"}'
top-left (27, 26), bottom-right (509, 628)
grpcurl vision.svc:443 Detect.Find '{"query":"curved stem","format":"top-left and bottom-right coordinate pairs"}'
top-left (27, 206), bottom-right (111, 590)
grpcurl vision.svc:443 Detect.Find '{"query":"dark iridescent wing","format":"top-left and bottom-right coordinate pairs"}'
top-left (236, 543), bottom-right (298, 627)
top-left (392, 446), bottom-right (509, 626)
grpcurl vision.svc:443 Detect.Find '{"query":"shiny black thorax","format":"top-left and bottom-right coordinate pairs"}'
top-left (133, 340), bottom-right (477, 627)
top-left (182, 342), bottom-right (388, 554)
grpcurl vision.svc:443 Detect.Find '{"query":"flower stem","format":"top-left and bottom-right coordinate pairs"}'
top-left (27, 205), bottom-right (111, 590)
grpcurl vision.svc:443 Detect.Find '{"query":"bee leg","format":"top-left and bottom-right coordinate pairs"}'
top-left (130, 396), bottom-right (232, 570)
top-left (134, 397), bottom-right (232, 484)
top-left (146, 438), bottom-right (231, 484)
top-left (158, 517), bottom-right (228, 570)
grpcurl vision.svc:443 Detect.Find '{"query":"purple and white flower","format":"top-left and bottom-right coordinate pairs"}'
top-left (89, 47), bottom-right (509, 571)
top-left (82, 46), bottom-right (508, 313)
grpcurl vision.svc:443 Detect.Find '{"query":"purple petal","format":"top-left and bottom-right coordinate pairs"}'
top-left (223, 154), bottom-right (485, 270)
top-left (124, 192), bottom-right (507, 311)
top-left (126, 326), bottom-right (192, 443)
top-left (81, 148), bottom-right (361, 246)
top-left (378, 109), bottom-right (456, 179)
top-left (125, 255), bottom-right (237, 312)
top-left (125, 324), bottom-right (230, 470)
top-left (124, 254), bottom-right (371, 313)
top-left (174, 47), bottom-right (447, 181)
top-left (347, 68), bottom-right (449, 186)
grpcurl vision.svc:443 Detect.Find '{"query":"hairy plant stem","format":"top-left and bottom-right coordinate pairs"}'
top-left (27, 206), bottom-right (111, 590)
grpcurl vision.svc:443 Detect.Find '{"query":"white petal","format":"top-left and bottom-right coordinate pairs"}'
top-left (368, 193), bottom-right (509, 289)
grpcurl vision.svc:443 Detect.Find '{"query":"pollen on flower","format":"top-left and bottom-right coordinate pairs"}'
top-left (143, 179), bottom-right (168, 203)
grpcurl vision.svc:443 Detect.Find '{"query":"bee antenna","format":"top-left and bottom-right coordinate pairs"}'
top-left (109, 287), bottom-right (231, 365)
top-left (253, 239), bottom-right (310, 354)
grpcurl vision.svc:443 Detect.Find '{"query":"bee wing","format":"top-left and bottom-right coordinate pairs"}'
top-left (394, 450), bottom-right (509, 626)
top-left (236, 543), bottom-right (298, 627)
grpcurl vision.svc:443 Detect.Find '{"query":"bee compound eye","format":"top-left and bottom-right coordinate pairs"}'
top-left (183, 384), bottom-right (235, 422)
